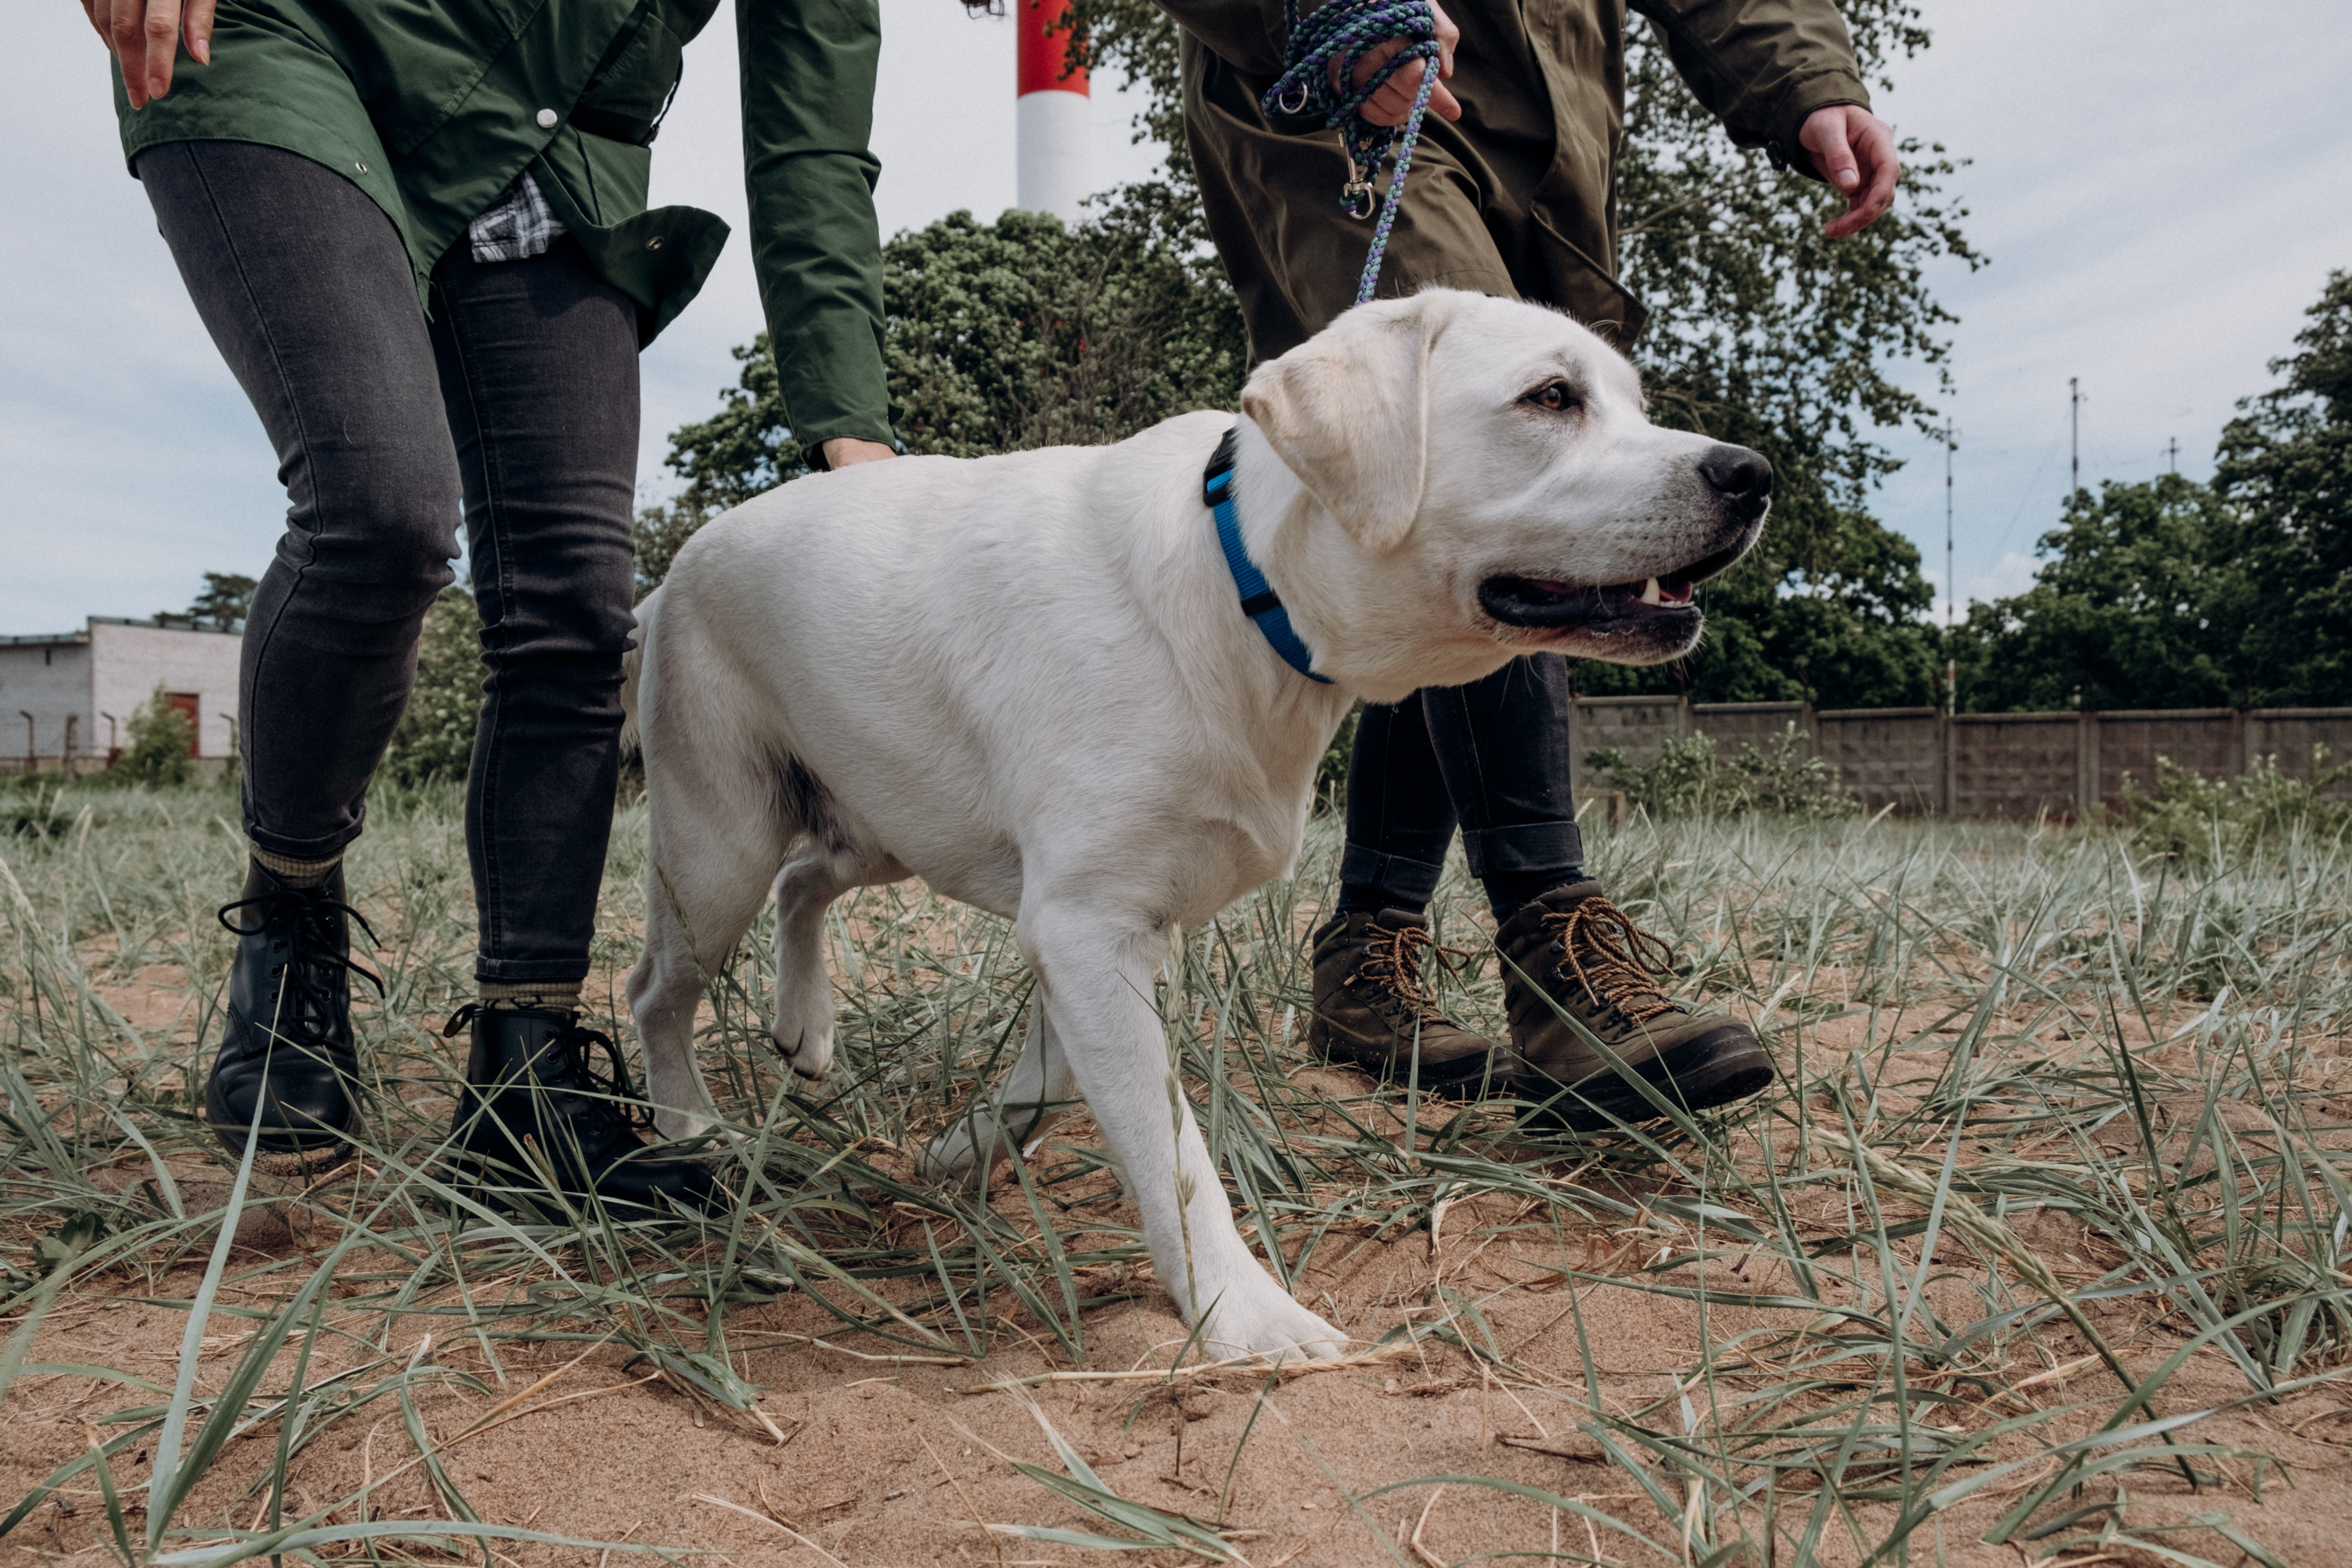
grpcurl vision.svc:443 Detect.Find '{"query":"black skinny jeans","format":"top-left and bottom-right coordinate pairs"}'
top-left (1342, 653), bottom-right (1585, 915)
top-left (138, 141), bottom-right (639, 987)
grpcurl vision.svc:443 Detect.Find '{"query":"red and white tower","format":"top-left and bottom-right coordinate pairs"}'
top-left (1016, 0), bottom-right (1092, 224)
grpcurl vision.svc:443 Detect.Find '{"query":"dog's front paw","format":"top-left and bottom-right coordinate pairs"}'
top-left (771, 1025), bottom-right (833, 1087)
top-left (652, 1106), bottom-right (715, 1142)
top-left (1198, 1285), bottom-right (1347, 1365)
top-left (919, 1119), bottom-right (990, 1192)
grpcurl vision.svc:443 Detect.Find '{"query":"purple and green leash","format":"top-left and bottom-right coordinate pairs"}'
top-left (1261, 0), bottom-right (1445, 306)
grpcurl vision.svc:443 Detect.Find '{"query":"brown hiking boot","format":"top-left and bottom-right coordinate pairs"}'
top-left (1495, 881), bottom-right (1773, 1129)
top-left (1309, 909), bottom-right (1502, 1095)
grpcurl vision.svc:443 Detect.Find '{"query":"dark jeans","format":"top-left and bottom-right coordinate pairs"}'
top-left (137, 140), bottom-right (640, 986)
top-left (1342, 653), bottom-right (1584, 915)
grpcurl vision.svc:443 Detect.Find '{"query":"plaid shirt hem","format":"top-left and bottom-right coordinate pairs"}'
top-left (467, 172), bottom-right (568, 264)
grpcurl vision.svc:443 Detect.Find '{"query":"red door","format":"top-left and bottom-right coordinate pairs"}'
top-left (167, 693), bottom-right (200, 757)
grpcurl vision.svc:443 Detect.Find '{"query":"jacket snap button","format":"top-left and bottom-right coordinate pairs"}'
top-left (645, 236), bottom-right (663, 250)
top-left (354, 160), bottom-right (368, 174)
top-left (535, 107), bottom-right (559, 129)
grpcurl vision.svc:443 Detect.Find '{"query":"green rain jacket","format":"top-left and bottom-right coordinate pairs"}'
top-left (113, 0), bottom-right (892, 450)
top-left (1162, 0), bottom-right (1871, 360)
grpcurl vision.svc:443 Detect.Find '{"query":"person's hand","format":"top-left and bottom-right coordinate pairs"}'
top-left (1800, 104), bottom-right (1898, 237)
top-left (820, 436), bottom-right (897, 469)
top-left (83, 0), bottom-right (216, 110)
top-left (1334, 1), bottom-right (1461, 128)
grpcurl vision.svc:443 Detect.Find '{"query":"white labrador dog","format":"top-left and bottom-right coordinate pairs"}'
top-left (621, 289), bottom-right (1769, 1361)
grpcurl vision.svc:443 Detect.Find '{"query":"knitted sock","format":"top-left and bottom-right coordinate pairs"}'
top-left (250, 843), bottom-right (343, 889)
top-left (1486, 866), bottom-right (1584, 925)
top-left (477, 979), bottom-right (583, 1013)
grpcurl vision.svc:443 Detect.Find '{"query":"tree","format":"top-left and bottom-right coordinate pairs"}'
top-left (637, 195), bottom-right (1247, 592)
top-left (181, 571), bottom-right (258, 629)
top-left (1951, 475), bottom-right (2252, 714)
top-left (2213, 269), bottom-right (2352, 706)
top-left (379, 589), bottom-right (485, 785)
top-left (117, 685), bottom-right (195, 787)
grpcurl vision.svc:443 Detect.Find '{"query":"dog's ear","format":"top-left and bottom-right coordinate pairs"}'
top-left (1241, 298), bottom-right (1437, 552)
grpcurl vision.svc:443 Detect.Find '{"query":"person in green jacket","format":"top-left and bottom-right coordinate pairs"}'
top-left (1164, 0), bottom-right (1898, 1126)
top-left (83, 0), bottom-right (898, 1207)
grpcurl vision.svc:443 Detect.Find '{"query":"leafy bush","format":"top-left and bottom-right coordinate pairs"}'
top-left (3, 776), bottom-right (76, 837)
top-left (380, 588), bottom-right (484, 787)
top-left (1584, 724), bottom-right (1859, 821)
top-left (115, 685), bottom-right (195, 788)
top-left (2115, 747), bottom-right (2351, 864)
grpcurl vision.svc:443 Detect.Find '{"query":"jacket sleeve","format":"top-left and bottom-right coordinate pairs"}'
top-left (739, 0), bottom-right (895, 453)
top-left (1149, 0), bottom-right (1289, 78)
top-left (1628, 0), bottom-right (1871, 179)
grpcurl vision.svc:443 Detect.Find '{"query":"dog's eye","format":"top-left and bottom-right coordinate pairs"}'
top-left (1526, 381), bottom-right (1580, 413)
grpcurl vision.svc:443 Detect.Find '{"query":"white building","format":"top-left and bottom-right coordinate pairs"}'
top-left (0, 616), bottom-right (242, 775)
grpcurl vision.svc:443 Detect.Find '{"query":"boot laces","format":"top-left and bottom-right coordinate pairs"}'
top-left (444, 1005), bottom-right (656, 1144)
top-left (1357, 922), bottom-right (1477, 1025)
top-left (1544, 897), bottom-right (1681, 1024)
top-left (218, 888), bottom-right (384, 1055)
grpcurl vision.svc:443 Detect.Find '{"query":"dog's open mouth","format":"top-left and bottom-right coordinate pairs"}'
top-left (1479, 572), bottom-right (1697, 630)
top-left (1478, 539), bottom-right (1747, 632)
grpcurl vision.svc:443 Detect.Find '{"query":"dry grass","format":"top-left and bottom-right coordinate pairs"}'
top-left (3, 781), bottom-right (2350, 1566)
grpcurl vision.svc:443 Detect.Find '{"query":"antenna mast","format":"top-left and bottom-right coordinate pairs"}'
top-left (1943, 417), bottom-right (1955, 628)
top-left (2069, 377), bottom-right (2084, 500)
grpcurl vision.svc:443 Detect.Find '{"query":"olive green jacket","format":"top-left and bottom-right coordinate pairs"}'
top-left (113, 0), bottom-right (891, 449)
top-left (1166, 0), bottom-right (1870, 360)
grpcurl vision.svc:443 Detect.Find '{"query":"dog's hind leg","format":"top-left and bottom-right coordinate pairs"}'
top-left (628, 780), bottom-right (791, 1143)
top-left (769, 841), bottom-right (902, 1086)
top-left (920, 996), bottom-right (1085, 1191)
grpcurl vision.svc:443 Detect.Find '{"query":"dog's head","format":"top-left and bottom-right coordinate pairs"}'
top-left (1238, 290), bottom-right (1768, 699)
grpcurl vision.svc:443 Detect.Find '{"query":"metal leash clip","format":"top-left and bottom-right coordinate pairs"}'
top-left (1342, 160), bottom-right (1376, 219)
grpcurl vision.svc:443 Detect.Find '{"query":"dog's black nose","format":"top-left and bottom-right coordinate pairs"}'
top-left (1698, 445), bottom-right (1773, 504)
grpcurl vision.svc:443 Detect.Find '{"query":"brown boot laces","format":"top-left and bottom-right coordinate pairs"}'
top-left (1543, 898), bottom-right (1682, 1024)
top-left (1356, 923), bottom-right (1479, 1025)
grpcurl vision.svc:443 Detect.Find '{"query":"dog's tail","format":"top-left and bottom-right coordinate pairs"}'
top-left (618, 586), bottom-right (660, 759)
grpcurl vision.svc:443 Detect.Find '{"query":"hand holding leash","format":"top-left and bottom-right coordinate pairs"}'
top-left (1262, 0), bottom-right (1454, 305)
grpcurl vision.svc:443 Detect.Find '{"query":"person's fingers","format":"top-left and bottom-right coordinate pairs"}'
top-left (1342, 36), bottom-right (1404, 96)
top-left (1820, 110), bottom-right (1900, 237)
top-left (104, 0), bottom-right (152, 106)
top-left (141, 0), bottom-right (184, 104)
top-left (1802, 108), bottom-right (1860, 196)
top-left (1855, 114), bottom-right (1899, 220)
top-left (182, 0), bottom-right (215, 64)
top-left (1431, 0), bottom-right (1459, 78)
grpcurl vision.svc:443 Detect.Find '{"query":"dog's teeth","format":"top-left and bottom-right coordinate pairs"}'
top-left (1641, 577), bottom-right (1662, 606)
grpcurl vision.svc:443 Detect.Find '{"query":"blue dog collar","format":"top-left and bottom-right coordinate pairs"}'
top-left (1204, 428), bottom-right (1331, 685)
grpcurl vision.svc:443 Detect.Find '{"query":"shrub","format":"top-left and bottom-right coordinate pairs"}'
top-left (116, 685), bottom-right (195, 788)
top-left (1585, 724), bottom-right (1859, 821)
top-left (2115, 747), bottom-right (2351, 864)
top-left (380, 589), bottom-right (485, 787)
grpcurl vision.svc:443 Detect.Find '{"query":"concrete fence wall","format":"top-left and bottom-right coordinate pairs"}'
top-left (1570, 696), bottom-right (2352, 820)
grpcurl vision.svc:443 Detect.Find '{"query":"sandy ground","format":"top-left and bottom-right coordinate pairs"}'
top-left (10, 1077), bottom-right (2352, 1568)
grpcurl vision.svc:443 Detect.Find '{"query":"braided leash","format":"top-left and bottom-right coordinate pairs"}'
top-left (1262, 0), bottom-right (1442, 306)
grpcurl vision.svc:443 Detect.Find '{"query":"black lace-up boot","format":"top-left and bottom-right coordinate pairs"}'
top-left (205, 859), bottom-right (380, 1170)
top-left (446, 1005), bottom-right (725, 1214)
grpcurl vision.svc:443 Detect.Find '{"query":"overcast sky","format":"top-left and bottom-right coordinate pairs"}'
top-left (6, 0), bottom-right (2350, 635)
